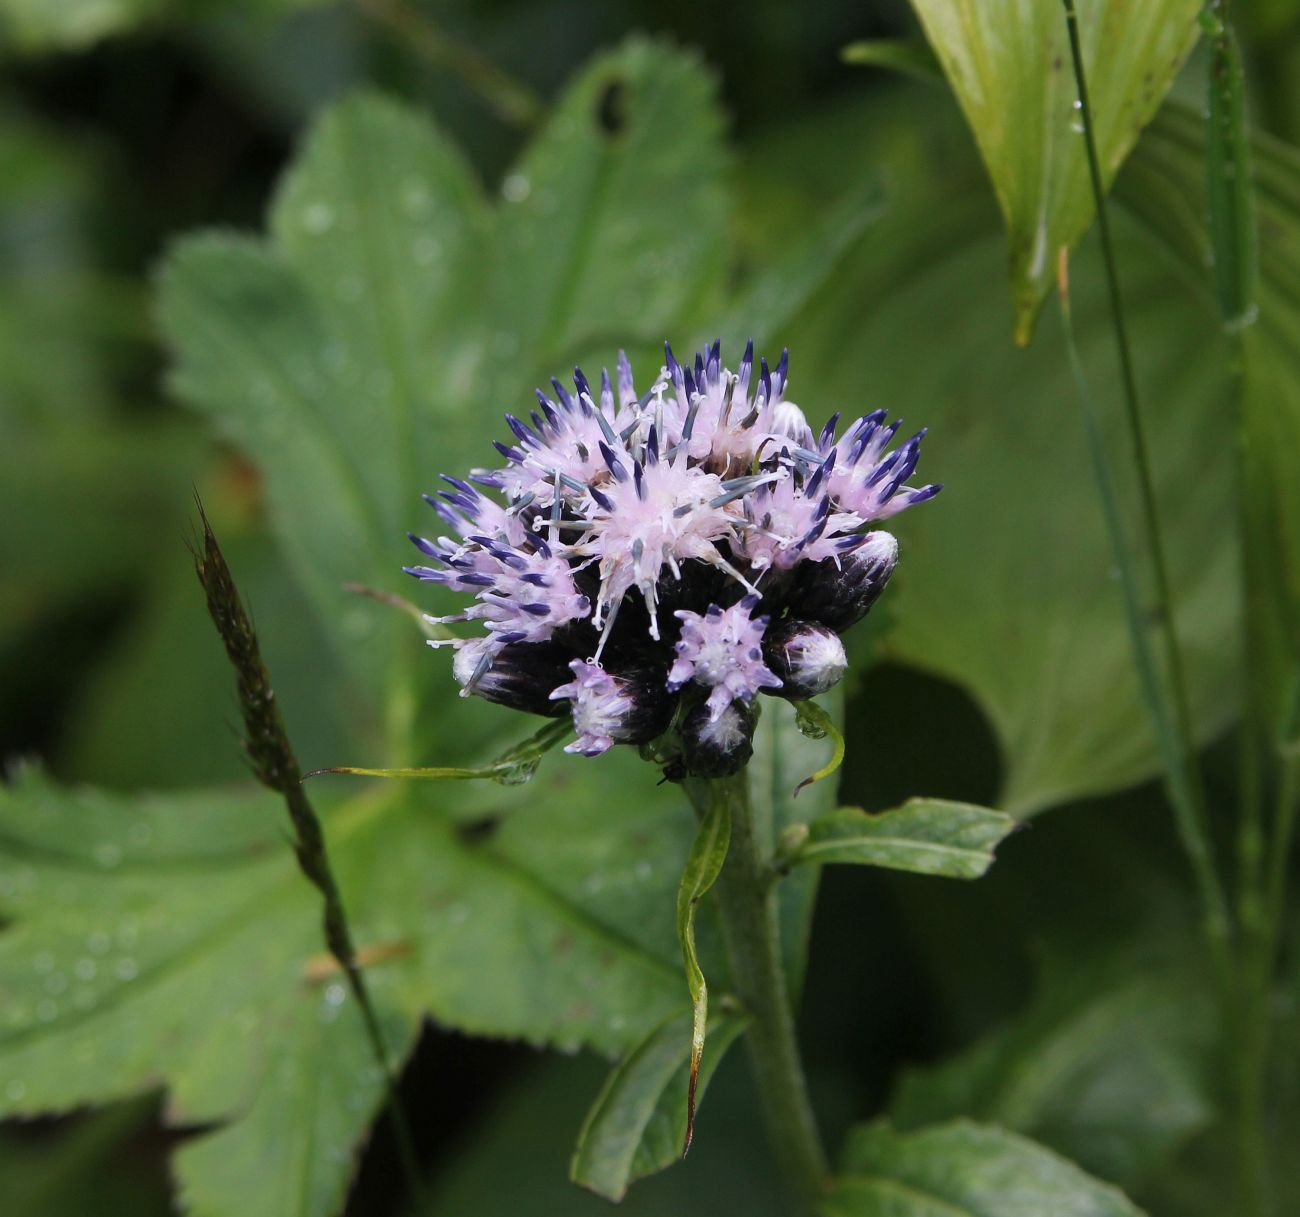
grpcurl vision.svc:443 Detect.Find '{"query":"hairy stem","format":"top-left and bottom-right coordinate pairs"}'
top-left (1060, 0), bottom-right (1233, 983)
top-left (686, 773), bottom-right (828, 1211)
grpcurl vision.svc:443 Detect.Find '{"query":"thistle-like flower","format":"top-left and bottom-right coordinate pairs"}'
top-left (406, 341), bottom-right (939, 775)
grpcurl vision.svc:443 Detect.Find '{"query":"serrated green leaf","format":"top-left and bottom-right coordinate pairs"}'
top-left (787, 801), bottom-right (1014, 879)
top-left (0, 769), bottom-right (404, 1217)
top-left (570, 1008), bottom-right (747, 1202)
top-left (826, 1119), bottom-right (1146, 1217)
top-left (484, 37), bottom-right (728, 392)
top-left (0, 746), bottom-right (700, 1217)
top-left (891, 955), bottom-right (1215, 1186)
top-left (909, 0), bottom-right (1202, 342)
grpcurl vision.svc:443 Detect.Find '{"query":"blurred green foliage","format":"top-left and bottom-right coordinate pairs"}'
top-left (2, 1), bottom-right (1299, 1215)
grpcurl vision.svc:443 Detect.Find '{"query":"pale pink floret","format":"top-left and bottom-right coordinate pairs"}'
top-left (738, 474), bottom-right (862, 572)
top-left (549, 659), bottom-right (635, 755)
top-left (668, 597), bottom-right (780, 721)
top-left (578, 452), bottom-right (746, 643)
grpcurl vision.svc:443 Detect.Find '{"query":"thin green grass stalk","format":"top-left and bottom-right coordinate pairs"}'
top-left (1203, 5), bottom-right (1272, 1212)
top-left (192, 502), bottom-right (428, 1207)
top-left (356, 0), bottom-right (542, 129)
top-left (1060, 0), bottom-right (1233, 984)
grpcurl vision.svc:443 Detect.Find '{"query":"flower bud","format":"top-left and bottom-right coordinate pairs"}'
top-left (784, 530), bottom-right (898, 633)
top-left (454, 640), bottom-right (573, 717)
top-left (763, 619), bottom-right (847, 700)
top-left (680, 698), bottom-right (757, 778)
top-left (550, 659), bottom-right (677, 756)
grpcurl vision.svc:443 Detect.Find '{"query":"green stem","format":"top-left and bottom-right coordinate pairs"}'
top-left (356, 0), bottom-right (541, 129)
top-left (1203, 5), bottom-right (1272, 1212)
top-left (686, 774), bottom-right (828, 1212)
top-left (1061, 0), bottom-right (1233, 979)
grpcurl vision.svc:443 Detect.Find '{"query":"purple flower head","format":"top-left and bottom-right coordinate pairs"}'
top-left (407, 341), bottom-right (939, 774)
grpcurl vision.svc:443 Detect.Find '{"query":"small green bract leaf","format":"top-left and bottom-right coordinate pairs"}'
top-left (674, 792), bottom-right (732, 1155)
top-left (791, 700), bottom-right (846, 796)
top-left (786, 801), bottom-right (1014, 878)
top-left (826, 1119), bottom-right (1147, 1217)
top-left (908, 0), bottom-right (1202, 342)
top-left (570, 1007), bottom-right (747, 1201)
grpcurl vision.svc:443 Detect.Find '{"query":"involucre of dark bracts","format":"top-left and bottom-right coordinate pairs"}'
top-left (763, 619), bottom-right (848, 701)
top-left (680, 698), bottom-right (758, 778)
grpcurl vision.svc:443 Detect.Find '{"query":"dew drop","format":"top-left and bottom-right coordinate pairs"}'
top-left (401, 181), bottom-right (431, 215)
top-left (303, 202), bottom-right (335, 234)
top-left (87, 930), bottom-right (111, 956)
top-left (32, 950), bottom-right (54, 975)
top-left (325, 982), bottom-right (347, 1008)
top-left (94, 842), bottom-right (122, 869)
top-left (45, 972), bottom-right (68, 995)
top-left (633, 859), bottom-right (652, 881)
top-left (36, 999), bottom-right (57, 1022)
top-left (411, 235), bottom-right (442, 265)
top-left (114, 957), bottom-right (139, 982)
top-left (74, 958), bottom-right (97, 982)
top-left (5, 1080), bottom-right (25, 1102)
top-left (501, 173), bottom-right (531, 203)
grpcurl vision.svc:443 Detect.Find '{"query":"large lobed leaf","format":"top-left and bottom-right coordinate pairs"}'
top-left (766, 90), bottom-right (1239, 813)
top-left (891, 954), bottom-right (1215, 1187)
top-left (1117, 102), bottom-right (1300, 732)
top-left (0, 752), bottom-right (698, 1217)
top-left (825, 1119), bottom-right (1146, 1217)
top-left (908, 0), bottom-right (1202, 341)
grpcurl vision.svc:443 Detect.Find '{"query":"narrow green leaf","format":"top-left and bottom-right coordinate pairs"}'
top-left (841, 38), bottom-right (944, 85)
top-left (827, 1119), bottom-right (1147, 1217)
top-left (570, 1008), bottom-right (747, 1201)
top-left (1203, 2), bottom-right (1258, 328)
top-left (908, 0), bottom-right (1202, 341)
top-left (675, 793), bottom-right (732, 1154)
top-left (306, 719), bottom-right (572, 786)
top-left (785, 801), bottom-right (1014, 879)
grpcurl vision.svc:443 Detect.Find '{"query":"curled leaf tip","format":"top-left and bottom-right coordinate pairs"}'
top-left (792, 701), bottom-right (845, 796)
